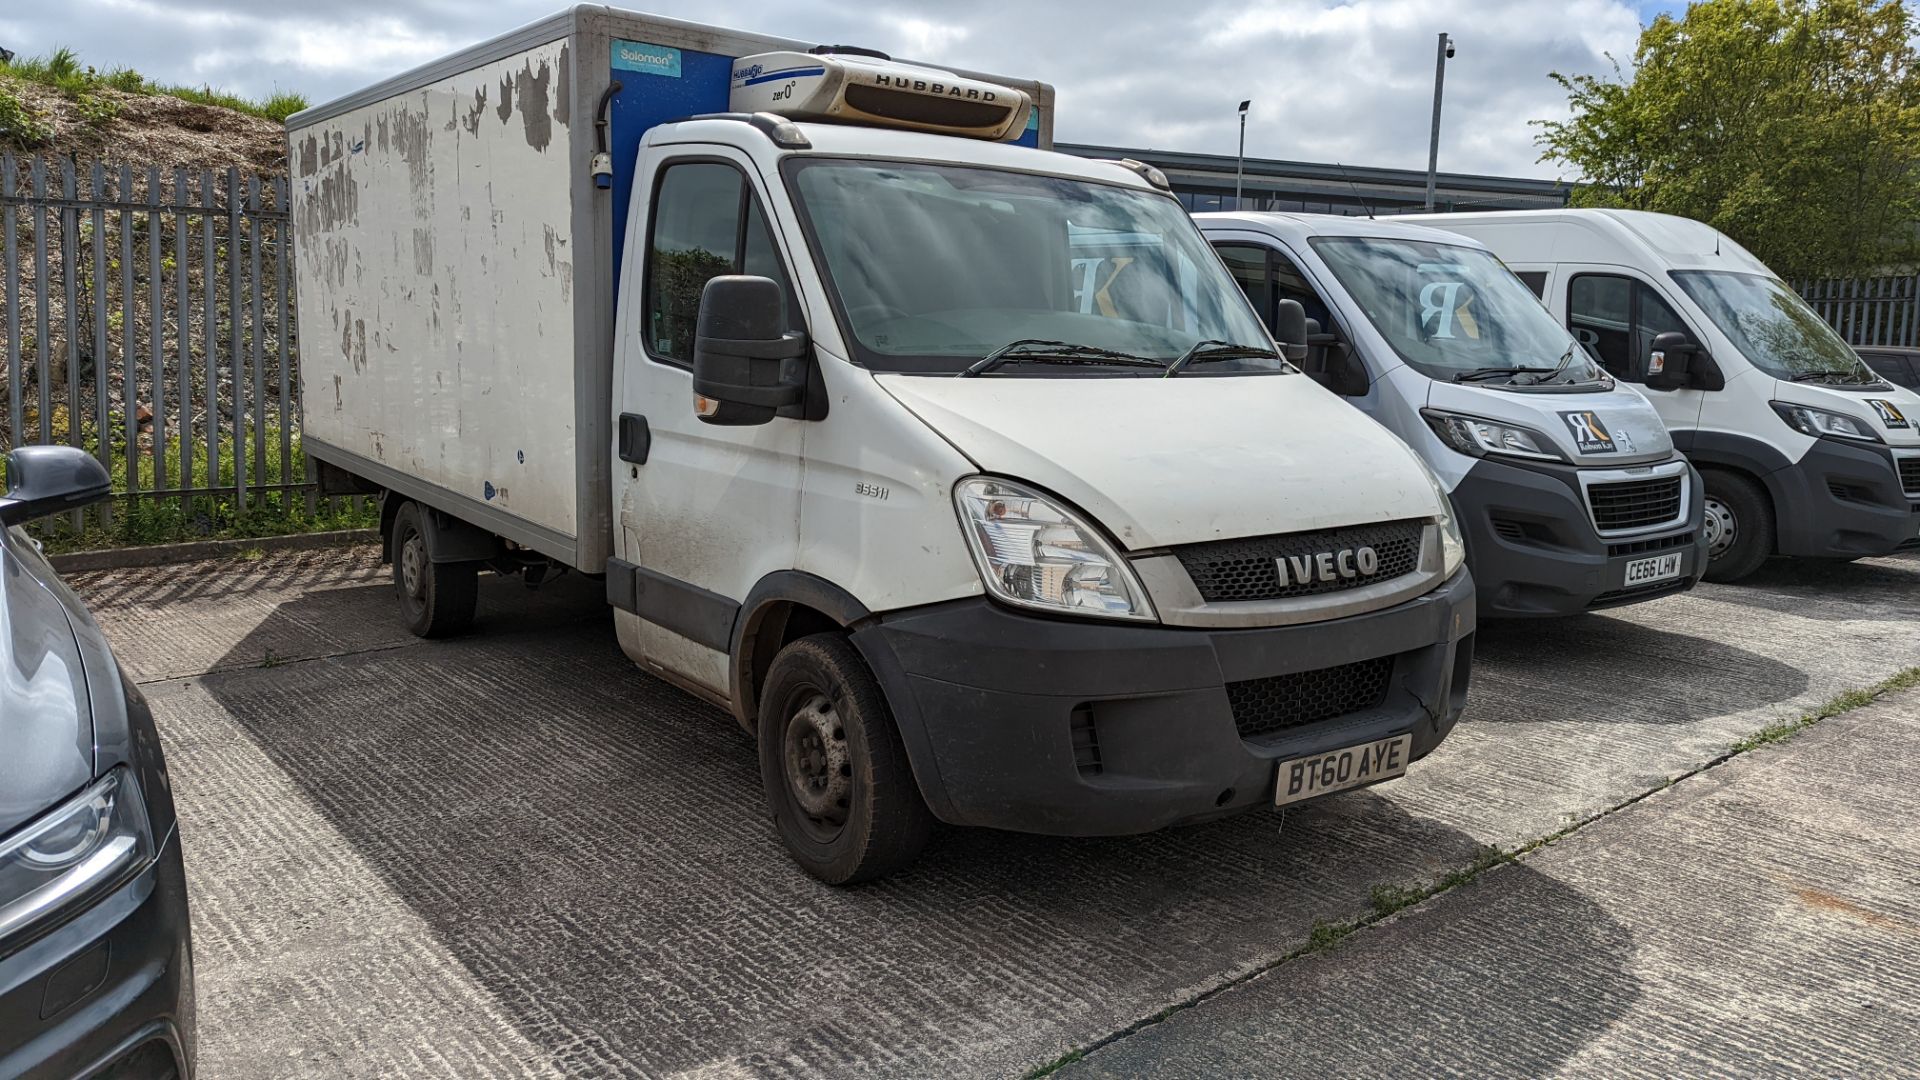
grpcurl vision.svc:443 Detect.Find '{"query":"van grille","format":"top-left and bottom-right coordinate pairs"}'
top-left (1899, 456), bottom-right (1920, 496)
top-left (1227, 656), bottom-right (1394, 740)
top-left (1607, 531), bottom-right (1695, 558)
top-left (1174, 520), bottom-right (1425, 603)
top-left (1585, 475), bottom-right (1684, 532)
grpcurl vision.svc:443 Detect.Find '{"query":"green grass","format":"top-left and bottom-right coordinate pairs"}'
top-left (0, 46), bottom-right (307, 125)
top-left (10, 425), bottom-right (377, 553)
top-left (1728, 667), bottom-right (1920, 753)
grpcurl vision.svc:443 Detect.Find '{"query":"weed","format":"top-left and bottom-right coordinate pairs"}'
top-left (0, 80), bottom-right (53, 148)
top-left (1729, 667), bottom-right (1920, 753)
top-left (0, 47), bottom-right (309, 124)
top-left (259, 648), bottom-right (282, 668)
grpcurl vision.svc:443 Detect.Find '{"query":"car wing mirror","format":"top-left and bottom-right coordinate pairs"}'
top-left (690, 275), bottom-right (810, 426)
top-left (1645, 331), bottom-right (1696, 390)
top-left (0, 445), bottom-right (112, 527)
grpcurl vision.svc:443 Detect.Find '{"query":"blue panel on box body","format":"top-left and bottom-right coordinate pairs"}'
top-left (608, 41), bottom-right (735, 284)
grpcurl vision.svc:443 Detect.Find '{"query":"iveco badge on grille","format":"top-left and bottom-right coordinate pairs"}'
top-left (1276, 546), bottom-right (1380, 587)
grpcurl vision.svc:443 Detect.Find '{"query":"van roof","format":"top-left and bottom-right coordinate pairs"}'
top-left (1193, 210), bottom-right (1496, 251)
top-left (648, 118), bottom-right (1155, 190)
top-left (1417, 208), bottom-right (1772, 275)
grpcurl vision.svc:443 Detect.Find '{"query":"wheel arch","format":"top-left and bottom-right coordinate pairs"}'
top-left (728, 572), bottom-right (873, 735)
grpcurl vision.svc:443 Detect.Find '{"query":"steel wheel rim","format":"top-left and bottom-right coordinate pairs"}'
top-left (1702, 496), bottom-right (1738, 559)
top-left (782, 691), bottom-right (851, 840)
top-left (400, 531), bottom-right (428, 604)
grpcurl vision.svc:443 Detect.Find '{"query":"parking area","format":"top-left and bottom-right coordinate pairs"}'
top-left (70, 547), bottom-right (1920, 1078)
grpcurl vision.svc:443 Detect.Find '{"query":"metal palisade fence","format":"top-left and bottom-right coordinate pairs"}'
top-left (1799, 274), bottom-right (1920, 348)
top-left (0, 152), bottom-right (362, 542)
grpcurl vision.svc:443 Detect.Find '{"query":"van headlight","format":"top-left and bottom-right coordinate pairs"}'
top-left (0, 768), bottom-right (154, 944)
top-left (1421, 409), bottom-right (1566, 462)
top-left (1419, 464), bottom-right (1467, 578)
top-left (1770, 402), bottom-right (1882, 444)
top-left (954, 477), bottom-right (1155, 621)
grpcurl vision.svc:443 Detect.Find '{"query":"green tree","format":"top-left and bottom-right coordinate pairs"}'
top-left (1535, 0), bottom-right (1920, 278)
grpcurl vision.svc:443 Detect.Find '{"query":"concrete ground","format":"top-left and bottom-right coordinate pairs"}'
top-left (67, 548), bottom-right (1920, 1079)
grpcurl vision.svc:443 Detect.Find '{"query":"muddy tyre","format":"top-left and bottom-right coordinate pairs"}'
top-left (391, 502), bottom-right (479, 638)
top-left (758, 633), bottom-right (932, 884)
top-left (1700, 470), bottom-right (1773, 584)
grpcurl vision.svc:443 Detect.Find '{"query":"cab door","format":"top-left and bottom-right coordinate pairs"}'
top-left (612, 147), bottom-right (805, 696)
top-left (1209, 236), bottom-right (1376, 415)
top-left (1562, 267), bottom-right (1708, 436)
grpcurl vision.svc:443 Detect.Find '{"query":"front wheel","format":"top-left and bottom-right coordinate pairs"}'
top-left (1700, 470), bottom-right (1773, 583)
top-left (758, 633), bottom-right (932, 884)
top-left (391, 502), bottom-right (480, 638)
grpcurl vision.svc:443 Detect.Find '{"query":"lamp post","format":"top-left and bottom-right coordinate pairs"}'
top-left (1423, 33), bottom-right (1454, 213)
top-left (1235, 99), bottom-right (1250, 208)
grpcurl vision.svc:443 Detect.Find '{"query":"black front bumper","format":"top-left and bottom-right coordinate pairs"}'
top-left (852, 569), bottom-right (1475, 836)
top-left (0, 829), bottom-right (194, 1080)
top-left (1768, 438), bottom-right (1920, 558)
top-left (1451, 455), bottom-right (1707, 617)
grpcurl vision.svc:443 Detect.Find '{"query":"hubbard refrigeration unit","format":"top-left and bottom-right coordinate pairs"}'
top-left (288, 7), bottom-right (1475, 883)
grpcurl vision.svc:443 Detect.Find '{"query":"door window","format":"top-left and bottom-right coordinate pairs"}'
top-left (644, 161), bottom-right (795, 366)
top-left (1515, 270), bottom-right (1548, 298)
top-left (1214, 244), bottom-right (1273, 325)
top-left (1568, 274), bottom-right (1692, 383)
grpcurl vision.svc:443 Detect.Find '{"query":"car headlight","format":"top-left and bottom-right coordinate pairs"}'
top-left (1417, 463), bottom-right (1468, 578)
top-left (0, 768), bottom-right (154, 944)
top-left (1421, 409), bottom-right (1566, 462)
top-left (1770, 402), bottom-right (1883, 444)
top-left (953, 477), bottom-right (1155, 621)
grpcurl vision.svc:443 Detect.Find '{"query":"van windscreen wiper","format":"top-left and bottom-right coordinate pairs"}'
top-left (1163, 339), bottom-right (1282, 377)
top-left (1790, 370), bottom-right (1868, 384)
top-left (1453, 366), bottom-right (1557, 383)
top-left (960, 339), bottom-right (1164, 377)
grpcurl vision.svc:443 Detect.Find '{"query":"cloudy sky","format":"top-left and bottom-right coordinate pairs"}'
top-left (1, 0), bottom-right (1685, 179)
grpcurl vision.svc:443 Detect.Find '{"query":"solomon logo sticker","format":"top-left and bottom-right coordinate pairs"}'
top-left (1867, 399), bottom-right (1910, 429)
top-left (1560, 410), bottom-right (1617, 453)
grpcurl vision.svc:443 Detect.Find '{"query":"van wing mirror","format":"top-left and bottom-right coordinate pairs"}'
top-left (690, 275), bottom-right (809, 427)
top-left (0, 445), bottom-right (112, 527)
top-left (1645, 331), bottom-right (1697, 391)
top-left (1272, 299), bottom-right (1310, 363)
top-left (1296, 316), bottom-right (1368, 397)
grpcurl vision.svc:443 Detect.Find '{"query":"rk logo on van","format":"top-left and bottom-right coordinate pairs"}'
top-left (1868, 399), bottom-right (1910, 429)
top-left (1559, 410), bottom-right (1617, 453)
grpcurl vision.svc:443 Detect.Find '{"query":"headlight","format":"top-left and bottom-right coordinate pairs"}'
top-left (953, 477), bottom-right (1155, 621)
top-left (1771, 402), bottom-right (1883, 444)
top-left (0, 769), bottom-right (153, 943)
top-left (1421, 409), bottom-right (1566, 462)
top-left (1418, 463), bottom-right (1468, 578)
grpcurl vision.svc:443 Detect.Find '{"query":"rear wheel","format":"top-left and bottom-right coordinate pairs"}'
top-left (1700, 470), bottom-right (1773, 583)
top-left (391, 502), bottom-right (479, 638)
top-left (758, 633), bottom-right (932, 884)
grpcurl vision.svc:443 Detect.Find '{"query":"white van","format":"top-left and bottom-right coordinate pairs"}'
top-left (1429, 210), bottom-right (1920, 580)
top-left (1195, 212), bottom-right (1706, 616)
top-left (288, 8), bottom-right (1476, 883)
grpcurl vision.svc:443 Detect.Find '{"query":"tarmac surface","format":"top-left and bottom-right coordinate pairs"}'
top-left (67, 547), bottom-right (1920, 1078)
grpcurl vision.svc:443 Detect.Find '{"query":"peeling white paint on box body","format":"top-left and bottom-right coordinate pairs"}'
top-left (292, 38), bottom-right (580, 544)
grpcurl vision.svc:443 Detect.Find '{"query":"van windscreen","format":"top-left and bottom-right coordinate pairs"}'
top-left (1669, 271), bottom-right (1878, 384)
top-left (783, 159), bottom-right (1280, 375)
top-left (1310, 235), bottom-right (1605, 388)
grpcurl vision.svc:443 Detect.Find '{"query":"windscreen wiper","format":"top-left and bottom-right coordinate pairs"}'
top-left (1163, 339), bottom-right (1283, 377)
top-left (1519, 345), bottom-right (1579, 386)
top-left (960, 339), bottom-right (1164, 377)
top-left (1453, 366), bottom-right (1557, 383)
top-left (1790, 371), bottom-right (1857, 384)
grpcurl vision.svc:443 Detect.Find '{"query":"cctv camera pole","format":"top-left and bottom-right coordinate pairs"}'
top-left (1236, 99), bottom-right (1250, 207)
top-left (1424, 33), bottom-right (1451, 212)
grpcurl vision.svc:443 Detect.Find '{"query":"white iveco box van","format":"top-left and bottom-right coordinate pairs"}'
top-left (287, 7), bottom-right (1475, 882)
top-left (1430, 210), bottom-right (1920, 580)
top-left (1196, 212), bottom-right (1707, 616)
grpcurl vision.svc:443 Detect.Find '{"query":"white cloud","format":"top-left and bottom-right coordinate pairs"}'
top-left (3, 0), bottom-right (1646, 178)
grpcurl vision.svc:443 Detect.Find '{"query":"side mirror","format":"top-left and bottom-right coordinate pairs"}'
top-left (0, 445), bottom-right (111, 527)
top-left (690, 276), bottom-right (809, 427)
top-left (1296, 316), bottom-right (1368, 397)
top-left (1272, 298), bottom-right (1309, 363)
top-left (1644, 331), bottom-right (1697, 390)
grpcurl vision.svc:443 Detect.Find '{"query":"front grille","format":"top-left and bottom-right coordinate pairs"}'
top-left (1900, 457), bottom-right (1920, 496)
top-left (1586, 475), bottom-right (1684, 532)
top-left (1608, 531), bottom-right (1695, 558)
top-left (1588, 578), bottom-right (1690, 607)
top-left (1226, 656), bottom-right (1395, 740)
top-left (1174, 520), bottom-right (1424, 603)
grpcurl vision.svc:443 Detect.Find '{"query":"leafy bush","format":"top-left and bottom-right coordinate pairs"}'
top-left (0, 79), bottom-right (53, 148)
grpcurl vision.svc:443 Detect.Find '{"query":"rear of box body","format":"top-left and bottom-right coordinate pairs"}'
top-left (289, 5), bottom-right (1054, 571)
